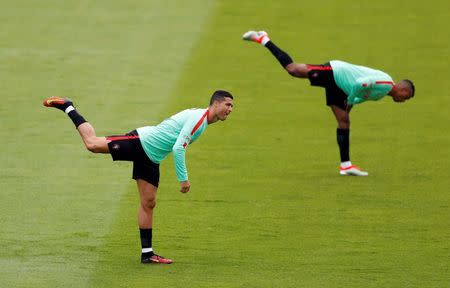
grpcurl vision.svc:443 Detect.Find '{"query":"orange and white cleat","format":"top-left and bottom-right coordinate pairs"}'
top-left (141, 254), bottom-right (173, 264)
top-left (43, 96), bottom-right (73, 111)
top-left (339, 165), bottom-right (369, 176)
top-left (242, 30), bottom-right (270, 45)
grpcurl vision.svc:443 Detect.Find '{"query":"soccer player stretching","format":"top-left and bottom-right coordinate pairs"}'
top-left (243, 31), bottom-right (415, 176)
top-left (43, 90), bottom-right (234, 264)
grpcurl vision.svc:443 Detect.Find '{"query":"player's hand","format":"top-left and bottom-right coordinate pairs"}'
top-left (180, 181), bottom-right (190, 193)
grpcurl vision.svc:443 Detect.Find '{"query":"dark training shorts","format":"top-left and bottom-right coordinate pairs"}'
top-left (107, 130), bottom-right (160, 187)
top-left (307, 62), bottom-right (349, 110)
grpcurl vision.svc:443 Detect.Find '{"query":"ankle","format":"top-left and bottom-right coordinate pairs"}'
top-left (261, 36), bottom-right (270, 46)
top-left (340, 161), bottom-right (352, 168)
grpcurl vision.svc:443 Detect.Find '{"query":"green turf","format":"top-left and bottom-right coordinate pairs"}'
top-left (1, 0), bottom-right (449, 287)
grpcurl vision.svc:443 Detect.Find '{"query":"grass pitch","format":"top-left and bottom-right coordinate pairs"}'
top-left (1, 1), bottom-right (449, 287)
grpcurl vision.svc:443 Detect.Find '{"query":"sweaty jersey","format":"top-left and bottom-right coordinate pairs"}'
top-left (136, 108), bottom-right (209, 182)
top-left (330, 60), bottom-right (394, 105)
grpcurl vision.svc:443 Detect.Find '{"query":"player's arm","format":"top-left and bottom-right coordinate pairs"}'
top-left (172, 114), bottom-right (201, 193)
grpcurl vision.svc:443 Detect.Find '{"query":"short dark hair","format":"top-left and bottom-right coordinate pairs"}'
top-left (402, 79), bottom-right (415, 97)
top-left (209, 90), bottom-right (233, 105)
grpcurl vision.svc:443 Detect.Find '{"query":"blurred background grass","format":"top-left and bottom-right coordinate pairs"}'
top-left (1, 0), bottom-right (449, 287)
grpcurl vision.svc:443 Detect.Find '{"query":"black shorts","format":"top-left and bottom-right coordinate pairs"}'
top-left (307, 62), bottom-right (349, 110)
top-left (107, 130), bottom-right (160, 187)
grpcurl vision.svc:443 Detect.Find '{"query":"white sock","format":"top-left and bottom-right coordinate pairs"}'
top-left (142, 247), bottom-right (153, 253)
top-left (340, 161), bottom-right (352, 168)
top-left (261, 36), bottom-right (270, 46)
top-left (65, 105), bottom-right (75, 114)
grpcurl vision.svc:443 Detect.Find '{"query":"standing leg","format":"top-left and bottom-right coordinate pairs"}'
top-left (137, 179), bottom-right (172, 264)
top-left (137, 179), bottom-right (157, 230)
top-left (330, 105), bottom-right (368, 176)
top-left (331, 105), bottom-right (351, 162)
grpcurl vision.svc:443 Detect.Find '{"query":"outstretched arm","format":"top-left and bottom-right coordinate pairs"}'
top-left (172, 112), bottom-right (206, 193)
top-left (172, 129), bottom-right (192, 192)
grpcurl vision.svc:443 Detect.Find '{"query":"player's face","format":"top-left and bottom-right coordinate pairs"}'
top-left (392, 82), bottom-right (414, 103)
top-left (393, 88), bottom-right (413, 103)
top-left (215, 97), bottom-right (234, 121)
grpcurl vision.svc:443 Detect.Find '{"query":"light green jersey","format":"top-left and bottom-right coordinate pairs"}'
top-left (137, 108), bottom-right (209, 182)
top-left (330, 60), bottom-right (394, 105)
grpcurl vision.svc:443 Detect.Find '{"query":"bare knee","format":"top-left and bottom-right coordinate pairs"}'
top-left (285, 64), bottom-right (296, 76)
top-left (85, 139), bottom-right (102, 153)
top-left (85, 142), bottom-right (99, 153)
top-left (84, 137), bottom-right (108, 153)
top-left (141, 196), bottom-right (156, 211)
top-left (286, 63), bottom-right (309, 78)
top-left (337, 117), bottom-right (350, 129)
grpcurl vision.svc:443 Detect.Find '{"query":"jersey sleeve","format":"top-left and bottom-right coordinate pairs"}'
top-left (348, 76), bottom-right (393, 105)
top-left (172, 113), bottom-right (202, 182)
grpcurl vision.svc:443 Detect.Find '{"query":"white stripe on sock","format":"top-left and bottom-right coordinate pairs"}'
top-left (340, 161), bottom-right (352, 168)
top-left (261, 36), bottom-right (270, 46)
top-left (65, 106), bottom-right (75, 114)
top-left (142, 248), bottom-right (153, 253)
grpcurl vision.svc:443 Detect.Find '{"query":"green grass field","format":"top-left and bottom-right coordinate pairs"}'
top-left (1, 1), bottom-right (449, 287)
